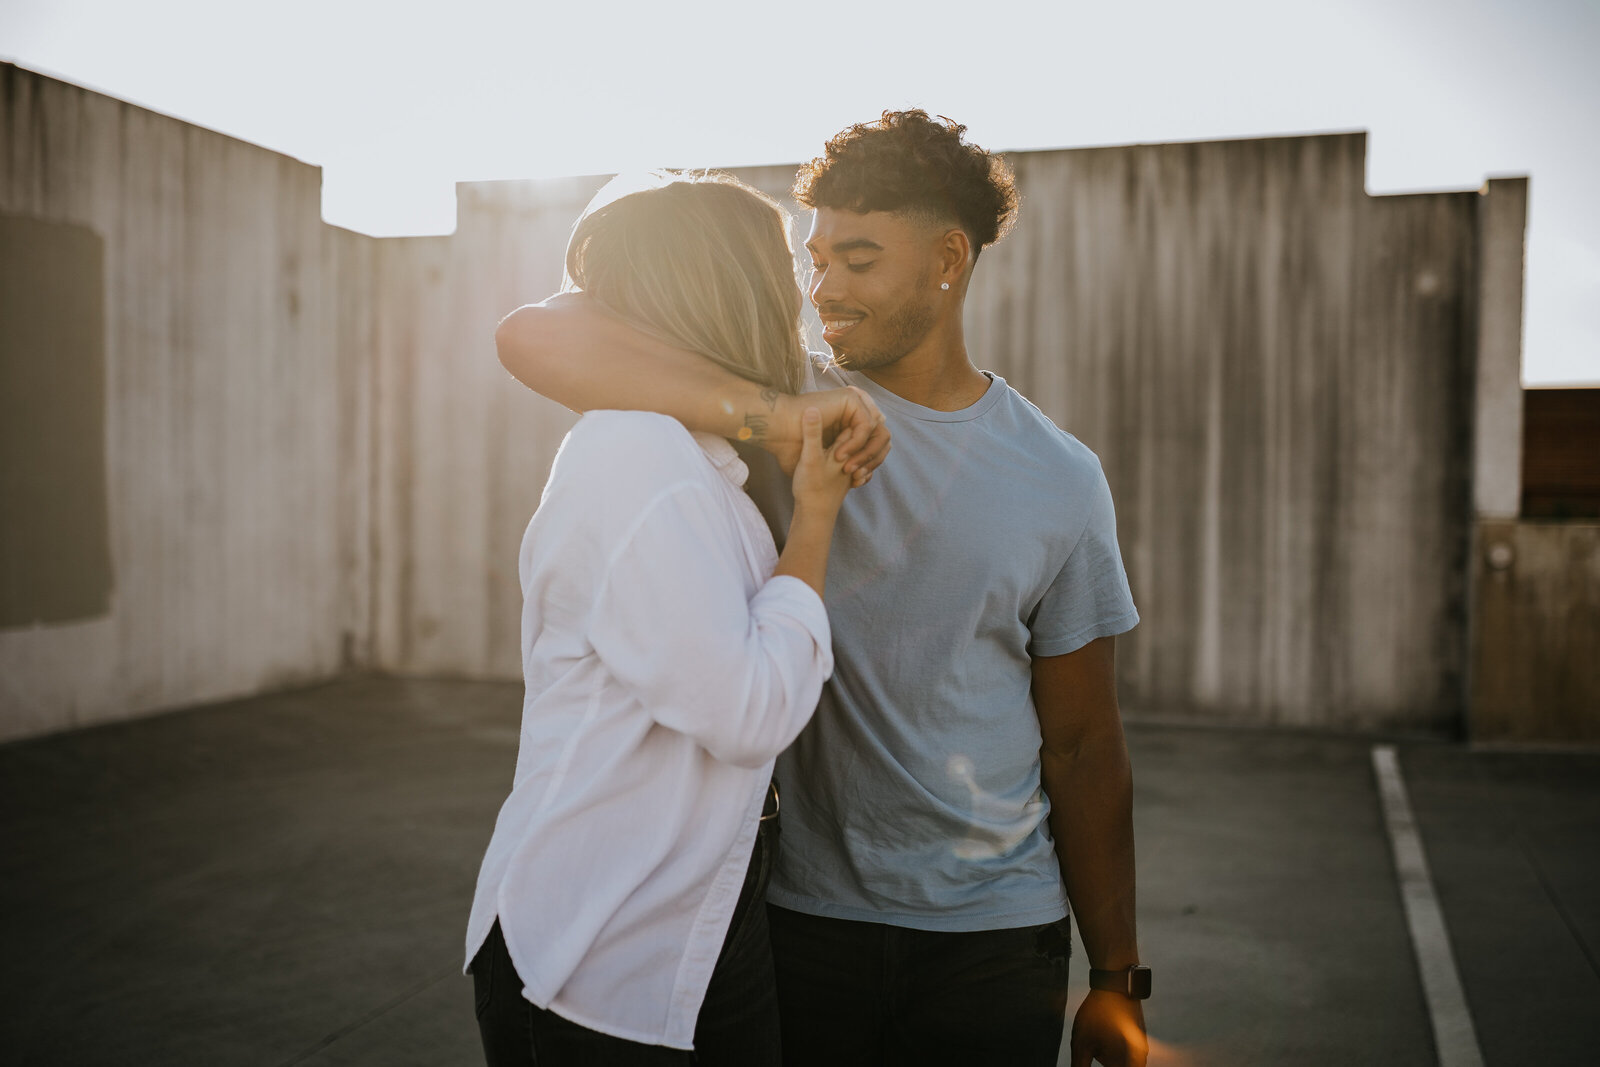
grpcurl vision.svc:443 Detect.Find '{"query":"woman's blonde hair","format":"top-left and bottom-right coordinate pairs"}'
top-left (563, 172), bottom-right (807, 395)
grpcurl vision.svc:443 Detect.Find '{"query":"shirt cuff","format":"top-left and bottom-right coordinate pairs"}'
top-left (753, 574), bottom-right (832, 650)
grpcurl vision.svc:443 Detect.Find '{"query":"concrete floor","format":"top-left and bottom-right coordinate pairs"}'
top-left (1, 678), bottom-right (1596, 1066)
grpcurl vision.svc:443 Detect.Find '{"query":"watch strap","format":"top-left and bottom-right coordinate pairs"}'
top-left (1089, 964), bottom-right (1152, 999)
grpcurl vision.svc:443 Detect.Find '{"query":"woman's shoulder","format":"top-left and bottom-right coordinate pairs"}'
top-left (552, 411), bottom-right (711, 496)
top-left (570, 410), bottom-right (695, 450)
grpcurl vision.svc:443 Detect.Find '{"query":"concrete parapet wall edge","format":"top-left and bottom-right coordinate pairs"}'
top-left (1471, 177), bottom-right (1529, 519)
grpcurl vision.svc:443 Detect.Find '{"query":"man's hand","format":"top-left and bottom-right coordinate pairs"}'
top-left (1070, 991), bottom-right (1148, 1067)
top-left (766, 386), bottom-right (890, 485)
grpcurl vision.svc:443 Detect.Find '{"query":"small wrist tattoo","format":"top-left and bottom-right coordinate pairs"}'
top-left (743, 414), bottom-right (769, 440)
top-left (759, 387), bottom-right (780, 412)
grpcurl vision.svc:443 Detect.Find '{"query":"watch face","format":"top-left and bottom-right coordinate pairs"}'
top-left (1130, 965), bottom-right (1152, 999)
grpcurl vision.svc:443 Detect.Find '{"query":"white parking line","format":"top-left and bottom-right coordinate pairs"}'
top-left (1372, 745), bottom-right (1485, 1067)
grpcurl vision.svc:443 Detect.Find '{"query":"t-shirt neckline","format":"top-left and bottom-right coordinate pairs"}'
top-left (837, 368), bottom-right (1006, 424)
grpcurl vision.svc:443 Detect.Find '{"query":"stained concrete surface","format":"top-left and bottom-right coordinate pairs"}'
top-left (2, 678), bottom-right (1596, 1066)
top-left (0, 211), bottom-right (112, 630)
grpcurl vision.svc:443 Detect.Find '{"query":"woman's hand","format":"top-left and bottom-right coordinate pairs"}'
top-left (774, 408), bottom-right (853, 598)
top-left (790, 407), bottom-right (854, 518)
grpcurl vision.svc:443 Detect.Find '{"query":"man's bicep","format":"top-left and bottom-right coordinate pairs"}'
top-left (1033, 636), bottom-right (1121, 757)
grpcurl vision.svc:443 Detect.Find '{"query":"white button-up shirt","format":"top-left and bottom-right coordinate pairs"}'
top-left (464, 410), bottom-right (831, 1049)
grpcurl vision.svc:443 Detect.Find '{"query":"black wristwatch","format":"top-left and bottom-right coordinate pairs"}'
top-left (1089, 964), bottom-right (1152, 999)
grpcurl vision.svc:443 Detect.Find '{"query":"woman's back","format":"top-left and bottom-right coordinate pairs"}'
top-left (465, 409), bottom-right (832, 1048)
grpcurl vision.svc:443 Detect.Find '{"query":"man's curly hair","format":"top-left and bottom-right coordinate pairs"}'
top-left (792, 110), bottom-right (1019, 255)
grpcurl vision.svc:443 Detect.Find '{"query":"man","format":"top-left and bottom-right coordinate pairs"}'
top-left (496, 110), bottom-right (1148, 1067)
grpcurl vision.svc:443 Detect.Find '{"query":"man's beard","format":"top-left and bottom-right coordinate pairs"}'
top-left (830, 295), bottom-right (937, 372)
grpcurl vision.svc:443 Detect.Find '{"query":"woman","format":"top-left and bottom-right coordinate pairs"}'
top-left (464, 172), bottom-right (859, 1065)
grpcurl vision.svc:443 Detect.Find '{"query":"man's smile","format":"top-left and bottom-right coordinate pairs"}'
top-left (819, 311), bottom-right (866, 344)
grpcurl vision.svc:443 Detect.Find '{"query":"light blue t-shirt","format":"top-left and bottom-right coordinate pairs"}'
top-left (765, 365), bottom-right (1139, 932)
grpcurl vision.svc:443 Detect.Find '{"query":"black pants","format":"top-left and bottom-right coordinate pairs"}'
top-left (470, 819), bottom-right (780, 1066)
top-left (766, 904), bottom-right (1073, 1067)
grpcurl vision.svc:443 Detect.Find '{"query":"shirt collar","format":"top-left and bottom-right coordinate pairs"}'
top-left (692, 432), bottom-right (750, 488)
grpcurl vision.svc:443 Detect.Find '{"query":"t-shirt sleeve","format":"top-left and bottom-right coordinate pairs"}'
top-left (1027, 465), bottom-right (1140, 657)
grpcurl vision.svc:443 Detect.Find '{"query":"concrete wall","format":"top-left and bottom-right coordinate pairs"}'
top-left (1, 64), bottom-right (1525, 740)
top-left (1470, 521), bottom-right (1600, 742)
top-left (0, 65), bottom-right (371, 739)
top-left (367, 187), bottom-right (587, 678)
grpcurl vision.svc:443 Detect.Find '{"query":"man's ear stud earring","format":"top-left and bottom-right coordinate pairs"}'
top-left (940, 282), bottom-right (950, 291)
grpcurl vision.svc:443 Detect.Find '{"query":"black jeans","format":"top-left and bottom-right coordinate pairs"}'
top-left (766, 904), bottom-right (1072, 1067)
top-left (470, 818), bottom-right (781, 1066)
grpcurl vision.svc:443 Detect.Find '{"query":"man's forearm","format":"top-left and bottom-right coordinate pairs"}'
top-left (495, 293), bottom-right (891, 479)
top-left (1042, 734), bottom-right (1139, 970)
top-left (495, 295), bottom-right (778, 444)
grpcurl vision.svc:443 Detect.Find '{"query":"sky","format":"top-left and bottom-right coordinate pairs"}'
top-left (3, 0), bottom-right (1596, 384)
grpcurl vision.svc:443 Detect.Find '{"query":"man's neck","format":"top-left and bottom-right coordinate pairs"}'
top-left (860, 329), bottom-right (989, 412)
